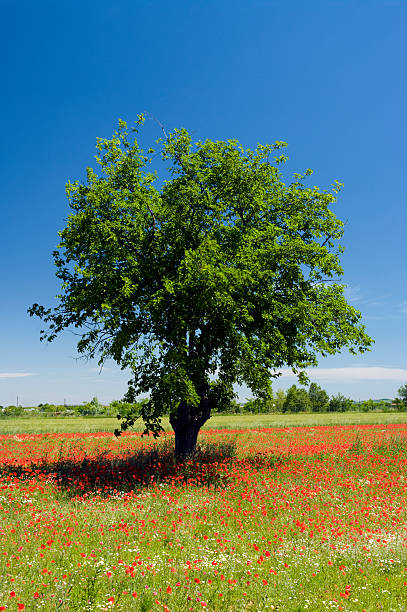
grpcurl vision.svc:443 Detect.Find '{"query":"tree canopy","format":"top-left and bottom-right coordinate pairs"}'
top-left (308, 382), bottom-right (330, 412)
top-left (398, 383), bottom-right (407, 404)
top-left (29, 116), bottom-right (373, 455)
top-left (328, 393), bottom-right (353, 413)
top-left (283, 385), bottom-right (311, 413)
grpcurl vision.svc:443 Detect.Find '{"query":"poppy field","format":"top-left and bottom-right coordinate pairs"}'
top-left (1, 423), bottom-right (407, 611)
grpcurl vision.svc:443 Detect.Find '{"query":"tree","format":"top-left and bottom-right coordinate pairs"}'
top-left (37, 402), bottom-right (56, 415)
top-left (76, 396), bottom-right (104, 416)
top-left (243, 395), bottom-right (275, 413)
top-left (4, 405), bottom-right (24, 417)
top-left (360, 398), bottom-right (379, 412)
top-left (328, 393), bottom-right (352, 412)
top-left (214, 398), bottom-right (242, 413)
top-left (274, 389), bottom-right (286, 412)
top-left (283, 385), bottom-right (311, 413)
top-left (398, 383), bottom-right (407, 405)
top-left (308, 382), bottom-right (329, 412)
top-left (29, 117), bottom-right (372, 456)
top-left (393, 398), bottom-right (405, 412)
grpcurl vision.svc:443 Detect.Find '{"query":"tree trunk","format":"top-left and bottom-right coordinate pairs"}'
top-left (173, 423), bottom-right (201, 457)
top-left (170, 395), bottom-right (211, 458)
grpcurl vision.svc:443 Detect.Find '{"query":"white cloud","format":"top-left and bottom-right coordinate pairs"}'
top-left (277, 367), bottom-right (407, 382)
top-left (343, 285), bottom-right (363, 305)
top-left (399, 301), bottom-right (407, 315)
top-left (0, 373), bottom-right (33, 379)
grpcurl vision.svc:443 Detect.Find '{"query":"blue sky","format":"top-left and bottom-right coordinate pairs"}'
top-left (1, 0), bottom-right (406, 406)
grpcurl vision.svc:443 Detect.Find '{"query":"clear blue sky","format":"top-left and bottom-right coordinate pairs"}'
top-left (1, 0), bottom-right (406, 406)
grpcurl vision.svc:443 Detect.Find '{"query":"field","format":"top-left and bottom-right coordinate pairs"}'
top-left (1, 414), bottom-right (407, 611)
top-left (2, 411), bottom-right (407, 434)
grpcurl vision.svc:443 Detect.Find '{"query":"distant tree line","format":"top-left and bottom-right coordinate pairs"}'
top-left (216, 382), bottom-right (407, 414)
top-left (1, 383), bottom-right (407, 417)
top-left (0, 397), bottom-right (146, 418)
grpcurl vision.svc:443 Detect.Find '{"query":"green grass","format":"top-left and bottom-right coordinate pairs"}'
top-left (1, 410), bottom-right (407, 434)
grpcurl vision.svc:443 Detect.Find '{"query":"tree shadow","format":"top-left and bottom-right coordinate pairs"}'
top-left (2, 438), bottom-right (239, 496)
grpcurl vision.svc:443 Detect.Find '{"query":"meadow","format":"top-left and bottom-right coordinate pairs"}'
top-left (2, 411), bottom-right (407, 434)
top-left (1, 414), bottom-right (407, 611)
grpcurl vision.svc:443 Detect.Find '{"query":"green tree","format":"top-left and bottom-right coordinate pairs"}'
top-left (398, 383), bottom-right (407, 405)
top-left (215, 398), bottom-right (242, 414)
top-left (360, 399), bottom-right (378, 412)
top-left (243, 395), bottom-right (275, 413)
top-left (76, 396), bottom-right (104, 416)
top-left (37, 403), bottom-right (57, 416)
top-left (283, 385), bottom-right (311, 413)
top-left (393, 398), bottom-right (405, 412)
top-left (29, 117), bottom-right (372, 456)
top-left (328, 393), bottom-right (352, 412)
top-left (274, 389), bottom-right (286, 412)
top-left (308, 382), bottom-right (329, 412)
top-left (4, 405), bottom-right (24, 417)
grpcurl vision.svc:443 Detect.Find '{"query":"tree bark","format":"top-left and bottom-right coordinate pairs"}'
top-left (170, 395), bottom-right (211, 458)
top-left (172, 422), bottom-right (201, 457)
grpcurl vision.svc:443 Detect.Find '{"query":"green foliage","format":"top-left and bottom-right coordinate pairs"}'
top-left (398, 383), bottom-right (407, 404)
top-left (243, 396), bottom-right (276, 413)
top-left (274, 389), bottom-right (286, 412)
top-left (75, 396), bottom-right (105, 416)
top-left (111, 399), bottom-right (142, 435)
top-left (29, 117), bottom-right (373, 438)
top-left (1, 405), bottom-right (24, 417)
top-left (359, 399), bottom-right (378, 412)
top-left (308, 382), bottom-right (329, 412)
top-left (283, 385), bottom-right (311, 413)
top-left (328, 393), bottom-right (353, 413)
top-left (38, 403), bottom-right (58, 414)
top-left (213, 398), bottom-right (243, 414)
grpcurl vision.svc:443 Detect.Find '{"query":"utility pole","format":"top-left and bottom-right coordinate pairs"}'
top-left (17, 395), bottom-right (19, 407)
